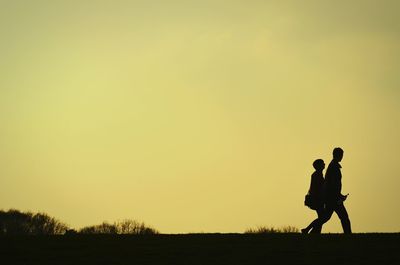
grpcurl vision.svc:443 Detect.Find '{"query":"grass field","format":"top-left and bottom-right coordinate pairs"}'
top-left (1, 233), bottom-right (399, 265)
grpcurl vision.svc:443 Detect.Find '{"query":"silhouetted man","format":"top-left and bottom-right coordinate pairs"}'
top-left (322, 147), bottom-right (352, 234)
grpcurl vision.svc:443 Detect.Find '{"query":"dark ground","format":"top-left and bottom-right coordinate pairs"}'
top-left (0, 233), bottom-right (399, 265)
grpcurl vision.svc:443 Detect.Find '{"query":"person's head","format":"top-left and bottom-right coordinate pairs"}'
top-left (333, 147), bottom-right (344, 162)
top-left (313, 159), bottom-right (325, 171)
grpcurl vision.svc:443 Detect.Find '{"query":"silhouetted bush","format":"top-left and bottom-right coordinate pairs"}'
top-left (64, 229), bottom-right (78, 235)
top-left (116, 219), bottom-right (159, 235)
top-left (0, 209), bottom-right (32, 235)
top-left (0, 209), bottom-right (68, 235)
top-left (0, 209), bottom-right (159, 236)
top-left (245, 225), bottom-right (299, 234)
top-left (279, 226), bottom-right (299, 233)
top-left (80, 222), bottom-right (118, 234)
top-left (79, 219), bottom-right (159, 235)
top-left (31, 212), bottom-right (69, 235)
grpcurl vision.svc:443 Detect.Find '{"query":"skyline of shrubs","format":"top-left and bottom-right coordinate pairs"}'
top-left (0, 209), bottom-right (68, 235)
top-left (79, 219), bottom-right (159, 235)
top-left (0, 209), bottom-right (158, 235)
top-left (1, 209), bottom-right (300, 235)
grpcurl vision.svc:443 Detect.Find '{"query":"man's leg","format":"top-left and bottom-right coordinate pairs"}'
top-left (335, 203), bottom-right (352, 234)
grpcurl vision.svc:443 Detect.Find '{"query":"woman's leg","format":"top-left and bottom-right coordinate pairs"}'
top-left (301, 208), bottom-right (321, 234)
top-left (309, 208), bottom-right (325, 233)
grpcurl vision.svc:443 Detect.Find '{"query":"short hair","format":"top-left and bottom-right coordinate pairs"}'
top-left (333, 147), bottom-right (344, 157)
top-left (313, 159), bottom-right (324, 170)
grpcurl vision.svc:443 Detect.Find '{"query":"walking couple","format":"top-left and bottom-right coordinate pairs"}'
top-left (302, 147), bottom-right (352, 234)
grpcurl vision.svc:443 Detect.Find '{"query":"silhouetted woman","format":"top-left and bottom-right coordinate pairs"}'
top-left (302, 159), bottom-right (326, 234)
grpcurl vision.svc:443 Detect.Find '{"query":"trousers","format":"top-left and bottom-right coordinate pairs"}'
top-left (321, 202), bottom-right (352, 234)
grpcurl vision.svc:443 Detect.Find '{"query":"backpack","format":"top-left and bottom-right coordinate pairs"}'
top-left (304, 194), bottom-right (317, 210)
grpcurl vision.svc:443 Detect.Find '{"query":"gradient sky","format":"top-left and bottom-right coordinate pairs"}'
top-left (0, 0), bottom-right (399, 233)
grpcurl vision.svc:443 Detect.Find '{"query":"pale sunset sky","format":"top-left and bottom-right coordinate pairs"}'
top-left (0, 0), bottom-right (399, 233)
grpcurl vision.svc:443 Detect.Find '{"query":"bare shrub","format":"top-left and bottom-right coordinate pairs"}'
top-left (80, 220), bottom-right (158, 235)
top-left (245, 226), bottom-right (278, 234)
top-left (280, 226), bottom-right (299, 233)
top-left (79, 225), bottom-right (97, 234)
top-left (116, 219), bottom-right (159, 235)
top-left (79, 222), bottom-right (118, 234)
top-left (245, 225), bottom-right (299, 234)
top-left (31, 212), bottom-right (69, 235)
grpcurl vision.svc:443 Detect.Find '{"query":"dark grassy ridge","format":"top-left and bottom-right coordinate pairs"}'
top-left (1, 233), bottom-right (399, 265)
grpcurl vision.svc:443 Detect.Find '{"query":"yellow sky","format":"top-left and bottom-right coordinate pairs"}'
top-left (0, 0), bottom-right (399, 233)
